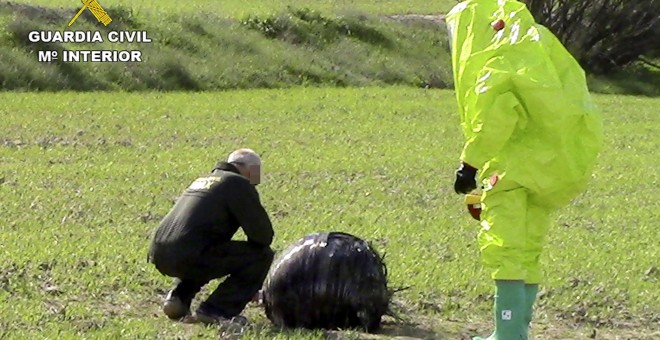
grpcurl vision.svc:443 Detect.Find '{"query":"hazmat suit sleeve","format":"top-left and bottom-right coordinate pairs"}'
top-left (459, 57), bottom-right (522, 169)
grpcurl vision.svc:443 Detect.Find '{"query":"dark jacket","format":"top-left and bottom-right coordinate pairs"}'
top-left (148, 162), bottom-right (274, 269)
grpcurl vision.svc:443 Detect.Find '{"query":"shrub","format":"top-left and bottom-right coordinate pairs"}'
top-left (522, 0), bottom-right (660, 74)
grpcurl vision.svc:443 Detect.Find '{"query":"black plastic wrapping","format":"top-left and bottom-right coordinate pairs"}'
top-left (263, 232), bottom-right (390, 333)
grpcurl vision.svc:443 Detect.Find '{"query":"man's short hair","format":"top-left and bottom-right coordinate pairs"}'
top-left (227, 148), bottom-right (262, 167)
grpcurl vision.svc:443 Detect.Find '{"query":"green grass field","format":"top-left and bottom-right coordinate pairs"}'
top-left (1, 0), bottom-right (659, 338)
top-left (1, 87), bottom-right (658, 339)
top-left (0, 2), bottom-right (454, 92)
top-left (7, 0), bottom-right (457, 18)
top-left (1, 1), bottom-right (657, 95)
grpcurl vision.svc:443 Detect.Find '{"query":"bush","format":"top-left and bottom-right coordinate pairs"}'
top-left (522, 0), bottom-right (660, 74)
top-left (240, 7), bottom-right (392, 49)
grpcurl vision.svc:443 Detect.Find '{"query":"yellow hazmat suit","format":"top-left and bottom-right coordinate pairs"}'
top-left (446, 0), bottom-right (603, 283)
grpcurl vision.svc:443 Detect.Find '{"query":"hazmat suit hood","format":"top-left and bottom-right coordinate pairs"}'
top-left (445, 0), bottom-right (603, 207)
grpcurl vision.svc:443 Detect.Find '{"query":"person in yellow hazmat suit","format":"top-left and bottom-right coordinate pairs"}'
top-left (445, 0), bottom-right (603, 339)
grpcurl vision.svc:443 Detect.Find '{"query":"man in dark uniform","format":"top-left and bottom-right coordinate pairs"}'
top-left (148, 148), bottom-right (275, 325)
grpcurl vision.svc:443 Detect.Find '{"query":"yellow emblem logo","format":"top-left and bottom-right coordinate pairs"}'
top-left (67, 0), bottom-right (112, 28)
top-left (188, 177), bottom-right (224, 191)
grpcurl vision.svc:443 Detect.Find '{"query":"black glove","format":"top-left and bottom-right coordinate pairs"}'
top-left (454, 162), bottom-right (478, 194)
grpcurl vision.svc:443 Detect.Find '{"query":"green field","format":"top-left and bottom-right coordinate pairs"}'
top-left (6, 0), bottom-right (457, 17)
top-left (1, 1), bottom-right (657, 95)
top-left (1, 87), bottom-right (658, 339)
top-left (0, 2), bottom-right (453, 92)
top-left (1, 0), bottom-right (659, 338)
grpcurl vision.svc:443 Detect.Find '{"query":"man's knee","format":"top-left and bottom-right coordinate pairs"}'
top-left (150, 253), bottom-right (183, 278)
top-left (480, 242), bottom-right (527, 280)
top-left (230, 243), bottom-right (273, 272)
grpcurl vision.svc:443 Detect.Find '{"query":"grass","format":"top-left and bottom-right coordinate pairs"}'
top-left (587, 62), bottom-right (660, 97)
top-left (0, 2), bottom-right (453, 92)
top-left (0, 87), bottom-right (658, 339)
top-left (1, 1), bottom-right (658, 95)
top-left (5, 0), bottom-right (459, 18)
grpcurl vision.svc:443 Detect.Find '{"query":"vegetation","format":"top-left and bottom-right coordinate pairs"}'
top-left (1, 0), bottom-right (658, 337)
top-left (0, 2), bottom-right (657, 95)
top-left (0, 3), bottom-right (452, 92)
top-left (522, 0), bottom-right (660, 74)
top-left (1, 88), bottom-right (658, 338)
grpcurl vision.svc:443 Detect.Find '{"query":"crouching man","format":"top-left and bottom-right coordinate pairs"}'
top-left (147, 148), bottom-right (275, 325)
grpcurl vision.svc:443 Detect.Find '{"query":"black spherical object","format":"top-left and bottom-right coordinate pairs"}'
top-left (263, 232), bottom-right (390, 333)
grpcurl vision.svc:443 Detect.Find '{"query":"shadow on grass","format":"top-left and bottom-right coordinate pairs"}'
top-left (239, 318), bottom-right (448, 339)
top-left (240, 7), bottom-right (394, 49)
top-left (588, 63), bottom-right (659, 97)
top-left (372, 319), bottom-right (446, 339)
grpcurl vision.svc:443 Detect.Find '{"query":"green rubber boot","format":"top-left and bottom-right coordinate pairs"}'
top-left (473, 280), bottom-right (528, 340)
top-left (524, 284), bottom-right (539, 327)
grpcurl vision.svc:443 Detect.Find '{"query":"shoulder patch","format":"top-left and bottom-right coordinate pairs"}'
top-left (187, 176), bottom-right (224, 191)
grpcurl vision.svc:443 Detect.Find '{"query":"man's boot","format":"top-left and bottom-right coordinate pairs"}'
top-left (162, 279), bottom-right (204, 320)
top-left (163, 289), bottom-right (191, 320)
top-left (524, 284), bottom-right (539, 328)
top-left (473, 280), bottom-right (528, 340)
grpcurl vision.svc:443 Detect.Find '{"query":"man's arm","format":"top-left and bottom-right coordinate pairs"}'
top-left (225, 176), bottom-right (274, 247)
top-left (460, 57), bottom-right (523, 169)
top-left (460, 91), bottom-right (522, 168)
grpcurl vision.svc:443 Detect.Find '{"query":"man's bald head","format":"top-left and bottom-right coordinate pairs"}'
top-left (228, 148), bottom-right (262, 185)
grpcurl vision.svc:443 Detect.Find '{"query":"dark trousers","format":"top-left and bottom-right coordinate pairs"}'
top-left (170, 241), bottom-right (274, 318)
